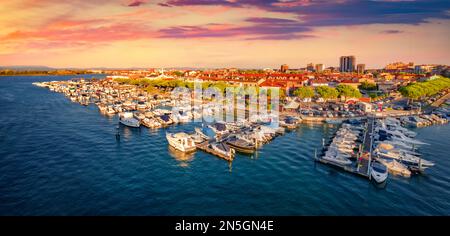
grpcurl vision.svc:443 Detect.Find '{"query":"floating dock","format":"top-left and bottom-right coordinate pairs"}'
top-left (314, 117), bottom-right (375, 180)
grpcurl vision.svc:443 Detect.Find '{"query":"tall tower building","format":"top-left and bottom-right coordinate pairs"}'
top-left (306, 63), bottom-right (314, 72)
top-left (280, 64), bottom-right (289, 73)
top-left (340, 56), bottom-right (356, 72)
top-left (315, 64), bottom-right (324, 73)
top-left (357, 64), bottom-right (365, 74)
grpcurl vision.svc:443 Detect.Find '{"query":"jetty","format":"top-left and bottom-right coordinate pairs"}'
top-left (315, 117), bottom-right (374, 180)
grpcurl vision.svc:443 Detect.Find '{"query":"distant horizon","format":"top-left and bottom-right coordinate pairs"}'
top-left (1, 61), bottom-right (448, 71)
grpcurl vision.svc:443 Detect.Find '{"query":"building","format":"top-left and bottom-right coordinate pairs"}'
top-left (357, 64), bottom-right (365, 74)
top-left (415, 64), bottom-right (435, 74)
top-left (340, 56), bottom-right (356, 72)
top-left (315, 64), bottom-right (324, 73)
top-left (280, 64), bottom-right (289, 73)
top-left (306, 63), bottom-right (315, 72)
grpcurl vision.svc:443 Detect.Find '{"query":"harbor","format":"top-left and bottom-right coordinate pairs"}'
top-left (32, 77), bottom-right (447, 185)
top-left (1, 75), bottom-right (449, 215)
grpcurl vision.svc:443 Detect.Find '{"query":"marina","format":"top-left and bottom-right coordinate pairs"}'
top-left (1, 75), bottom-right (449, 215)
top-left (33, 77), bottom-right (446, 181)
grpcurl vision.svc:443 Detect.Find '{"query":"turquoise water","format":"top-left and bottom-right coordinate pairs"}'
top-left (0, 75), bottom-right (449, 215)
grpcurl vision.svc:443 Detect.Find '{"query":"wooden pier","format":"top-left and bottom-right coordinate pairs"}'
top-left (196, 141), bottom-right (234, 162)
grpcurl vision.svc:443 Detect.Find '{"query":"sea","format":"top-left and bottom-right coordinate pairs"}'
top-left (0, 75), bottom-right (449, 215)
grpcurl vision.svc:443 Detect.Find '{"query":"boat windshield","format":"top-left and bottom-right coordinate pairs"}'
top-left (372, 163), bottom-right (387, 173)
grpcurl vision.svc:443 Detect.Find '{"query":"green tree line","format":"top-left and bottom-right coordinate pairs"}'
top-left (399, 77), bottom-right (450, 100)
top-left (293, 85), bottom-right (361, 101)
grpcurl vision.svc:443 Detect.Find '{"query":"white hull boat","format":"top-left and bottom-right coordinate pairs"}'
top-left (166, 132), bottom-right (196, 152)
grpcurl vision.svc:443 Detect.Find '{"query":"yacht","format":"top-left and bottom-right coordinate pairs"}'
top-left (377, 158), bottom-right (411, 177)
top-left (370, 161), bottom-right (388, 184)
top-left (119, 112), bottom-right (140, 128)
top-left (323, 148), bottom-right (352, 165)
top-left (375, 149), bottom-right (434, 169)
top-left (166, 132), bottom-right (196, 152)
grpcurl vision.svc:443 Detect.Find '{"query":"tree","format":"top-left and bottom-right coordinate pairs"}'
top-left (336, 84), bottom-right (362, 100)
top-left (358, 81), bottom-right (377, 91)
top-left (293, 86), bottom-right (315, 99)
top-left (315, 86), bottom-right (338, 101)
top-left (398, 77), bottom-right (450, 102)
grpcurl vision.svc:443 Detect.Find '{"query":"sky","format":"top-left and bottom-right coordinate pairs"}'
top-left (0, 0), bottom-right (449, 69)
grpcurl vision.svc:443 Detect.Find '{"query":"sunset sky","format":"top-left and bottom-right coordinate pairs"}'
top-left (0, 0), bottom-right (449, 69)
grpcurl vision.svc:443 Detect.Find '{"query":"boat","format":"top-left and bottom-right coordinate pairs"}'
top-left (226, 136), bottom-right (256, 154)
top-left (377, 158), bottom-right (411, 177)
top-left (280, 116), bottom-right (298, 130)
top-left (166, 132), bottom-right (196, 153)
top-left (375, 149), bottom-right (434, 169)
top-left (322, 149), bottom-right (352, 165)
top-left (133, 111), bottom-right (146, 121)
top-left (210, 142), bottom-right (235, 159)
top-left (141, 118), bottom-right (161, 128)
top-left (194, 127), bottom-right (211, 140)
top-left (119, 112), bottom-right (140, 128)
top-left (98, 103), bottom-right (107, 113)
top-left (106, 105), bottom-right (116, 115)
top-left (158, 114), bottom-right (174, 126)
top-left (209, 122), bottom-right (229, 136)
top-left (370, 161), bottom-right (388, 183)
top-left (136, 101), bottom-right (147, 110)
top-left (325, 118), bottom-right (344, 124)
top-left (189, 133), bottom-right (206, 144)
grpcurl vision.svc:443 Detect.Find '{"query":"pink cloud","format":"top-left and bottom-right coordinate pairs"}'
top-left (1, 23), bottom-right (160, 51)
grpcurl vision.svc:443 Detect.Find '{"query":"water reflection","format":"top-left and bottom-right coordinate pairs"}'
top-left (168, 145), bottom-right (195, 167)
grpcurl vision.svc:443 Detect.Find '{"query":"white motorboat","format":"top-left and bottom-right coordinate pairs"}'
top-left (119, 112), bottom-right (140, 128)
top-left (323, 149), bottom-right (352, 165)
top-left (377, 158), bottom-right (411, 177)
top-left (375, 149), bottom-right (434, 168)
top-left (370, 161), bottom-right (388, 183)
top-left (166, 132), bottom-right (196, 152)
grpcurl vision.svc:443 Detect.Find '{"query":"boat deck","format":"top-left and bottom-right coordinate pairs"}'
top-left (196, 141), bottom-right (234, 162)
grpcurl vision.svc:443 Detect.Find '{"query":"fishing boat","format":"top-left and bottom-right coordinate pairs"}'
top-left (166, 132), bottom-right (196, 152)
top-left (119, 112), bottom-right (140, 128)
top-left (370, 161), bottom-right (388, 184)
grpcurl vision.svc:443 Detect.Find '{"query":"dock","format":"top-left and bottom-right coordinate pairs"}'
top-left (196, 141), bottom-right (234, 162)
top-left (315, 117), bottom-right (375, 180)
